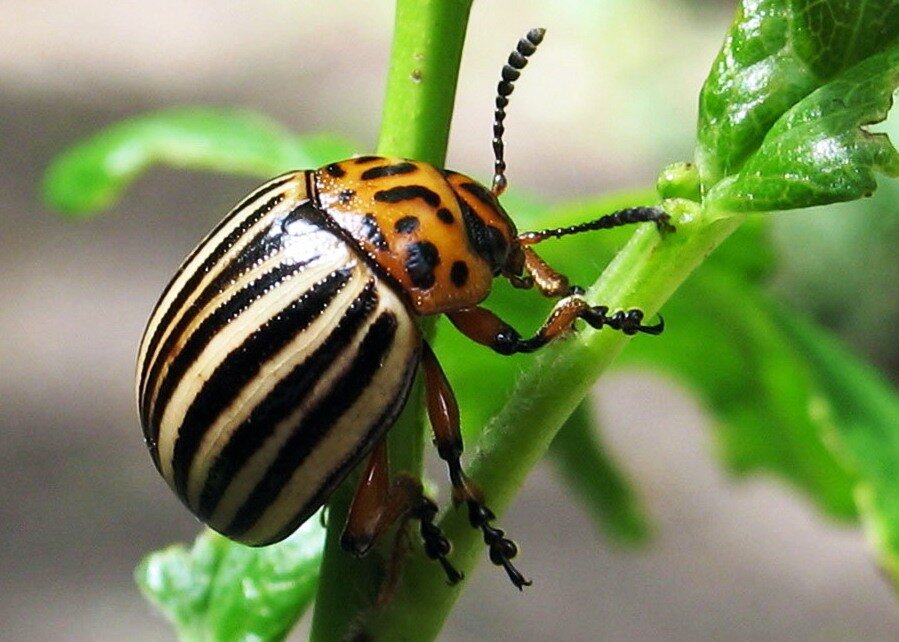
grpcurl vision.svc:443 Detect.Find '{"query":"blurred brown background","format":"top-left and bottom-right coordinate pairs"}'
top-left (2, 1), bottom-right (898, 640)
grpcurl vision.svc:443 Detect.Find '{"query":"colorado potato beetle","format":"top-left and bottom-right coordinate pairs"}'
top-left (137, 28), bottom-right (669, 590)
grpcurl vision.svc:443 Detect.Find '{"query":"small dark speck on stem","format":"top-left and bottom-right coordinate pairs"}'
top-left (411, 68), bottom-right (423, 83)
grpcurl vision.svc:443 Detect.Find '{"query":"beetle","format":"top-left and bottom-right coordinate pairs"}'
top-left (137, 28), bottom-right (670, 590)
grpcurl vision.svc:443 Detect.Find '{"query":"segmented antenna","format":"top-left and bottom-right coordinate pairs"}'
top-left (492, 28), bottom-right (546, 196)
top-left (518, 206), bottom-right (673, 245)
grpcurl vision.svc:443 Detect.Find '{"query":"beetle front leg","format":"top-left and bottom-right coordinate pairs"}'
top-left (341, 439), bottom-right (462, 587)
top-left (447, 295), bottom-right (663, 356)
top-left (421, 341), bottom-right (531, 590)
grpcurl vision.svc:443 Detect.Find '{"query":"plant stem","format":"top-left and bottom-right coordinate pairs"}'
top-left (376, 0), bottom-right (472, 165)
top-left (364, 202), bottom-right (745, 640)
top-left (309, 1), bottom-right (472, 639)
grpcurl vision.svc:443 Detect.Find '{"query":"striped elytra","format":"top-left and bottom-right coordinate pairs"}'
top-left (138, 28), bottom-right (667, 589)
top-left (137, 172), bottom-right (422, 545)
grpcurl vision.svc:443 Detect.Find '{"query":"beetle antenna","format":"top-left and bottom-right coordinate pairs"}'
top-left (492, 27), bottom-right (546, 197)
top-left (518, 206), bottom-right (673, 245)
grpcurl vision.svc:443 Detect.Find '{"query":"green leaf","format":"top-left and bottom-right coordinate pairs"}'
top-left (697, 0), bottom-right (899, 211)
top-left (135, 529), bottom-right (225, 642)
top-left (136, 520), bottom-right (324, 642)
top-left (698, 0), bottom-right (899, 183)
top-left (42, 107), bottom-right (357, 216)
top-left (547, 402), bottom-right (651, 544)
top-left (707, 46), bottom-right (899, 211)
top-left (770, 308), bottom-right (899, 584)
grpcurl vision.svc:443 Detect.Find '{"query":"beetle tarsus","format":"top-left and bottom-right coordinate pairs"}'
top-left (414, 497), bottom-right (464, 585)
top-left (488, 324), bottom-right (547, 355)
top-left (466, 500), bottom-right (532, 590)
top-left (579, 306), bottom-right (664, 336)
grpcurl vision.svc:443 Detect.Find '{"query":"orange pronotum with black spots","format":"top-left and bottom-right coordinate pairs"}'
top-left (313, 156), bottom-right (519, 314)
top-left (136, 27), bottom-right (671, 596)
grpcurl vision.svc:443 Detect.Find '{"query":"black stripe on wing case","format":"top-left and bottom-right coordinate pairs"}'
top-left (166, 267), bottom-right (354, 497)
top-left (226, 311), bottom-right (399, 539)
top-left (139, 190), bottom-right (287, 403)
top-left (141, 221), bottom-right (294, 428)
top-left (142, 251), bottom-right (320, 440)
top-left (267, 337), bottom-right (420, 544)
top-left (195, 280), bottom-right (380, 519)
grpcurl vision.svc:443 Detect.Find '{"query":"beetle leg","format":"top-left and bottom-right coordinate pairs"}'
top-left (421, 341), bottom-right (531, 590)
top-left (520, 246), bottom-right (569, 297)
top-left (448, 296), bottom-right (663, 356)
top-left (341, 439), bottom-right (462, 586)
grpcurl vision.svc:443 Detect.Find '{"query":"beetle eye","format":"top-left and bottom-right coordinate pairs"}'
top-left (461, 205), bottom-right (509, 273)
top-left (485, 226), bottom-right (509, 274)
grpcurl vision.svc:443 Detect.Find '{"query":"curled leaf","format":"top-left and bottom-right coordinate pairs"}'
top-left (697, 0), bottom-right (899, 212)
top-left (707, 46), bottom-right (899, 211)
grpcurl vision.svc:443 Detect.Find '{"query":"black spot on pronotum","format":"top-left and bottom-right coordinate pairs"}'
top-left (361, 162), bottom-right (418, 181)
top-left (354, 155), bottom-right (380, 164)
top-left (405, 241), bottom-right (441, 289)
top-left (450, 261), bottom-right (469, 287)
top-left (374, 185), bottom-right (441, 208)
top-left (436, 208), bottom-right (454, 224)
top-left (338, 189), bottom-right (356, 205)
top-left (325, 164), bottom-right (346, 178)
top-left (394, 216), bottom-right (420, 234)
top-left (360, 214), bottom-right (388, 250)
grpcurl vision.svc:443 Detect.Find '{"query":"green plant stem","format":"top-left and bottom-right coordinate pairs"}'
top-left (309, 1), bottom-right (472, 640)
top-left (376, 0), bottom-right (472, 165)
top-left (364, 203), bottom-right (746, 640)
